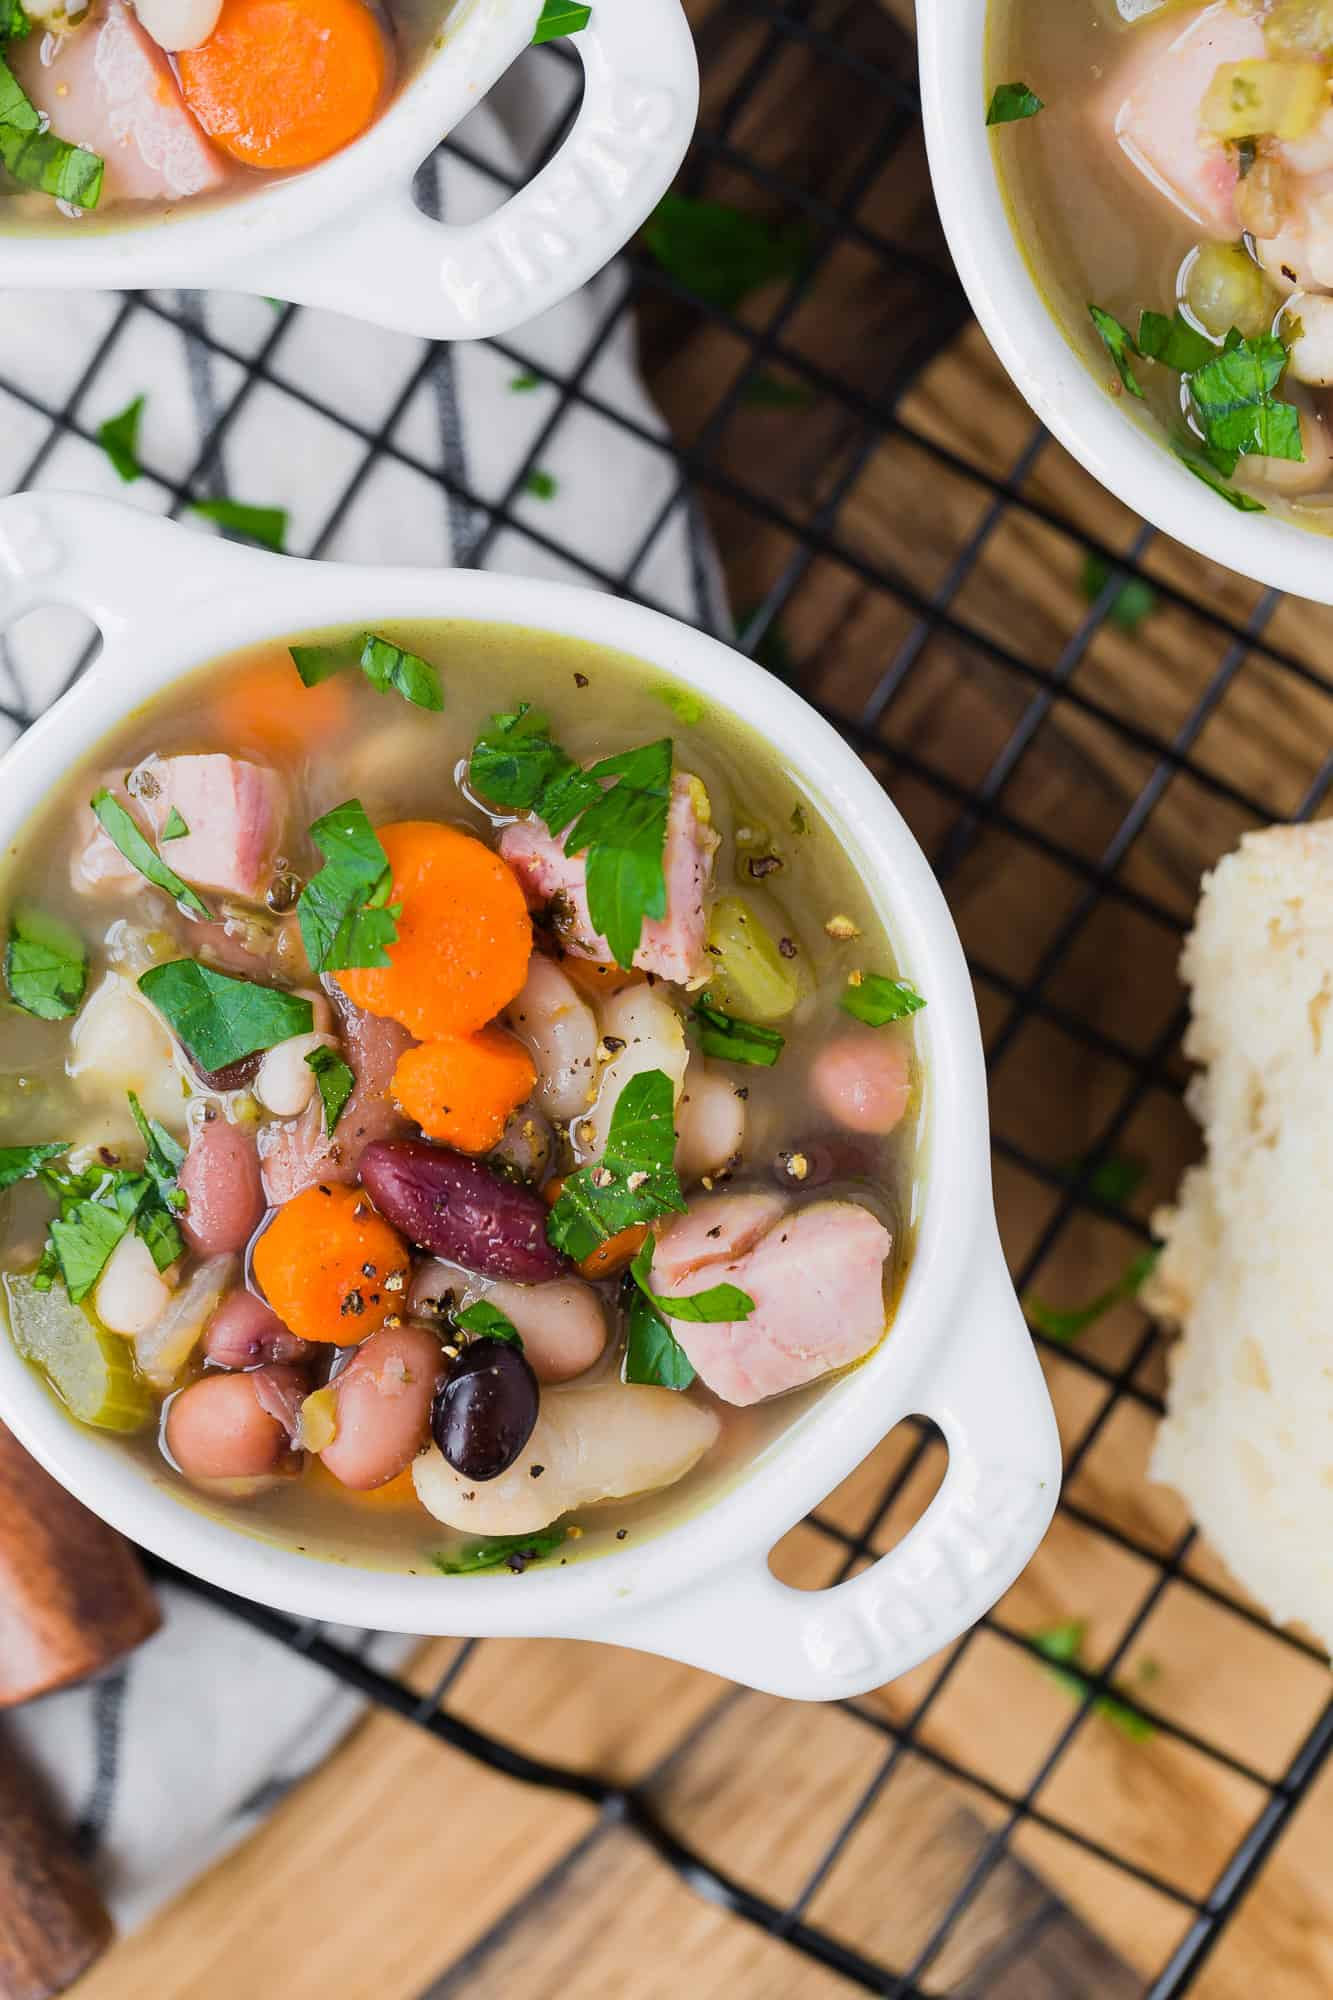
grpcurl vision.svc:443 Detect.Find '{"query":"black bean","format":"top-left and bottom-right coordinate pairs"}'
top-left (431, 1338), bottom-right (539, 1482)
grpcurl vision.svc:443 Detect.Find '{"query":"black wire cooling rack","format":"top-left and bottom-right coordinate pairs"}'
top-left (5, 2), bottom-right (1333, 1994)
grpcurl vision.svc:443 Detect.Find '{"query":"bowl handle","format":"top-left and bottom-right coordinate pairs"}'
top-left (217, 0), bottom-right (699, 339)
top-left (597, 1240), bottom-right (1062, 1701)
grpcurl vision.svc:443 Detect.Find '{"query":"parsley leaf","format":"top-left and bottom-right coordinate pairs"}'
top-left (568, 739), bottom-right (673, 970)
top-left (523, 468), bottom-right (558, 500)
top-left (0, 1142), bottom-right (70, 1192)
top-left (469, 705), bottom-right (597, 820)
top-left (0, 0), bottom-right (31, 42)
top-left (90, 788), bottom-right (210, 919)
top-left (138, 961), bottom-right (313, 1073)
top-left (4, 902), bottom-right (87, 1020)
top-left (624, 1283), bottom-right (696, 1390)
top-left (531, 0), bottom-right (590, 44)
top-left (305, 1045), bottom-right (356, 1137)
top-left (1136, 309), bottom-right (1213, 375)
top-left (546, 1068), bottom-right (686, 1264)
top-left (1061, 1152), bottom-right (1146, 1207)
top-left (160, 807), bottom-right (189, 841)
top-left (289, 632), bottom-right (444, 713)
top-left (1080, 553), bottom-right (1158, 633)
top-left (840, 973), bottom-right (926, 1026)
top-left (297, 799), bottom-right (401, 974)
top-left (691, 994), bottom-right (784, 1067)
top-left (1031, 1620), bottom-right (1156, 1743)
top-left (455, 1299), bottom-right (524, 1348)
top-left (433, 1525), bottom-right (568, 1573)
top-left (189, 498), bottom-right (288, 553)
top-left (986, 81), bottom-right (1043, 125)
top-left (97, 394), bottom-right (145, 484)
top-left (49, 1199), bottom-right (129, 1304)
top-left (510, 370), bottom-right (543, 392)
top-left (630, 1236), bottom-right (753, 1325)
top-left (1172, 439), bottom-right (1266, 510)
top-left (1024, 1246), bottom-right (1160, 1344)
top-left (1088, 304), bottom-right (1144, 399)
top-left (1187, 332), bottom-right (1302, 468)
top-left (0, 56), bottom-right (102, 207)
top-left (643, 194), bottom-right (810, 311)
top-left (126, 1091), bottom-right (186, 1204)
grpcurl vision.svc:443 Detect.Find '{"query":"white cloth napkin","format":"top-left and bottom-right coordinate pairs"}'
top-left (0, 52), bottom-right (725, 1929)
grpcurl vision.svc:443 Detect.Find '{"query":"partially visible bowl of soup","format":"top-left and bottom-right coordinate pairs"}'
top-left (0, 491), bottom-right (1058, 1700)
top-left (920, 0), bottom-right (1333, 598)
top-left (0, 0), bottom-right (700, 339)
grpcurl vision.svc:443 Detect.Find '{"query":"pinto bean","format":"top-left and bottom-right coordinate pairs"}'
top-left (506, 957), bottom-right (599, 1121)
top-left (408, 1258), bottom-right (607, 1384)
top-left (359, 1139), bottom-right (569, 1282)
top-left (319, 1325), bottom-right (444, 1491)
top-left (165, 1370), bottom-right (298, 1484)
top-left (203, 1290), bottom-right (312, 1369)
top-left (809, 1028), bottom-right (912, 1137)
top-left (675, 1063), bottom-right (747, 1180)
top-left (179, 1110), bottom-right (266, 1256)
top-left (490, 1099), bottom-right (554, 1184)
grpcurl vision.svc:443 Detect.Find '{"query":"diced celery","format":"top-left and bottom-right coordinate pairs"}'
top-left (1201, 59), bottom-right (1326, 142)
top-left (1185, 241), bottom-right (1275, 338)
top-left (3, 1270), bottom-right (154, 1432)
top-left (705, 894), bottom-right (799, 1023)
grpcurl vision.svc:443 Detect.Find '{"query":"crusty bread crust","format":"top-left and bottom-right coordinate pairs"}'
top-left (1149, 823), bottom-right (1333, 1652)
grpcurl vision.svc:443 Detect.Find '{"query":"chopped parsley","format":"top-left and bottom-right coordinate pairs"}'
top-left (97, 394), bottom-right (145, 484)
top-left (840, 972), bottom-right (926, 1026)
top-left (986, 81), bottom-right (1044, 125)
top-left (36, 1142), bottom-right (184, 1301)
top-left (0, 54), bottom-right (102, 208)
top-left (1024, 1246), bottom-right (1160, 1344)
top-left (1031, 1619), bottom-right (1156, 1743)
top-left (1079, 553), bottom-right (1158, 634)
top-left (630, 1235), bottom-right (753, 1324)
top-left (160, 806), bottom-right (189, 841)
top-left (1061, 1152), bottom-right (1146, 1208)
top-left (510, 370), bottom-right (543, 392)
top-left (0, 0), bottom-right (30, 40)
top-left (546, 1068), bottom-right (686, 1265)
top-left (189, 499), bottom-right (288, 553)
top-left (1173, 440), bottom-right (1266, 511)
top-left (1089, 305), bottom-right (1145, 399)
top-left (4, 902), bottom-right (87, 1020)
top-left (297, 799), bottom-right (401, 974)
top-left (691, 994), bottom-right (784, 1067)
top-left (90, 788), bottom-right (210, 919)
top-left (642, 194), bottom-right (810, 311)
top-left (454, 1299), bottom-right (524, 1348)
top-left (0, 1142), bottom-right (70, 1192)
top-left (138, 960), bottom-right (314, 1073)
top-left (624, 1282), bottom-right (696, 1391)
top-left (1187, 331), bottom-right (1302, 471)
top-left (523, 468), bottom-right (558, 500)
top-left (531, 0), bottom-right (590, 44)
top-left (433, 1525), bottom-right (568, 1573)
top-left (305, 1045), bottom-right (356, 1137)
top-left (289, 632), bottom-right (444, 713)
top-left (1135, 309), bottom-right (1212, 375)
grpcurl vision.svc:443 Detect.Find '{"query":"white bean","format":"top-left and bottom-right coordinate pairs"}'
top-left (506, 957), bottom-right (599, 1121)
top-left (407, 1257), bottom-right (607, 1383)
top-left (1286, 294), bottom-right (1333, 386)
top-left (1237, 403), bottom-right (1333, 497)
top-left (94, 1230), bottom-right (174, 1339)
top-left (582, 985), bottom-right (688, 1160)
top-left (675, 1062), bottom-right (747, 1180)
top-left (255, 1032), bottom-right (334, 1117)
top-left (69, 971), bottom-right (188, 1133)
top-left (134, 0), bottom-right (223, 50)
top-left (414, 1383), bottom-right (720, 1535)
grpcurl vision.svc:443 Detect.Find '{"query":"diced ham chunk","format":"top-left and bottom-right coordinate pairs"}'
top-left (258, 993), bottom-right (415, 1206)
top-left (1102, 0), bottom-right (1263, 235)
top-left (12, 0), bottom-right (227, 205)
top-left (73, 754), bottom-right (285, 904)
top-left (499, 772), bottom-right (717, 985)
top-left (652, 1194), bottom-right (892, 1406)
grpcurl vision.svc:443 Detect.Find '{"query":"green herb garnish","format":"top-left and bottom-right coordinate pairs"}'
top-left (0, 0), bottom-right (31, 42)
top-left (305, 1045), bottom-right (356, 1137)
top-left (1187, 331), bottom-right (1302, 471)
top-left (138, 961), bottom-right (313, 1073)
top-left (740, 372), bottom-right (817, 410)
top-left (1135, 309), bottom-right (1213, 375)
top-left (1088, 304), bottom-right (1144, 399)
top-left (90, 789), bottom-right (210, 919)
top-left (97, 395), bottom-right (145, 484)
top-left (4, 903), bottom-right (87, 1021)
top-left (297, 799), bottom-right (401, 974)
top-left (49, 1199), bottom-right (130, 1304)
top-left (289, 632), bottom-right (444, 713)
top-left (624, 1283), bottom-right (695, 1390)
top-left (510, 370), bottom-right (543, 392)
top-left (0, 56), bottom-right (102, 208)
top-left (160, 807), bottom-right (189, 841)
top-left (546, 1068), bottom-right (686, 1265)
top-left (1031, 1619), bottom-right (1156, 1743)
top-left (1172, 440), bottom-right (1266, 511)
top-left (531, 0), bottom-right (590, 45)
top-left (454, 1299), bottom-right (524, 1348)
top-left (523, 468), bottom-right (558, 500)
top-left (0, 1142), bottom-right (69, 1192)
top-left (840, 972), bottom-right (926, 1026)
top-left (127, 1091), bottom-right (186, 1210)
top-left (691, 994), bottom-right (784, 1068)
top-left (642, 193), bottom-right (809, 311)
top-left (630, 1236), bottom-right (753, 1324)
top-left (986, 81), bottom-right (1044, 125)
top-left (1024, 1246), bottom-right (1160, 1344)
top-left (189, 498), bottom-right (288, 553)
top-left (1079, 553), bottom-right (1158, 634)
top-left (1061, 1152), bottom-right (1146, 1207)
top-left (433, 1525), bottom-right (568, 1573)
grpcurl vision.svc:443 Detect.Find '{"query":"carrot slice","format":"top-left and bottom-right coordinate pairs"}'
top-left (337, 822), bottom-right (533, 1040)
top-left (213, 653), bottom-right (350, 758)
top-left (178, 0), bottom-right (391, 174)
top-left (554, 952), bottom-right (645, 1002)
top-left (252, 1184), bottom-right (408, 1345)
top-left (543, 1177), bottom-right (648, 1279)
top-left (306, 1460), bottom-right (422, 1510)
top-left (393, 1029), bottom-right (537, 1155)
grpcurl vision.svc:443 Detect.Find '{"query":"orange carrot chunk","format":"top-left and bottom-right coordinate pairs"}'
top-left (553, 952), bottom-right (645, 1002)
top-left (337, 822), bottom-right (533, 1040)
top-left (178, 0), bottom-right (391, 174)
top-left (393, 1030), bottom-right (537, 1156)
top-left (251, 1184), bottom-right (408, 1345)
top-left (213, 652), bottom-right (350, 757)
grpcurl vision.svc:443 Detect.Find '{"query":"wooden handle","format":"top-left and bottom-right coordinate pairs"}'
top-left (0, 1423), bottom-right (160, 1708)
top-left (0, 1732), bottom-right (113, 2000)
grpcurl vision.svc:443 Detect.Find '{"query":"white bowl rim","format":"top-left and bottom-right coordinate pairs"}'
top-left (918, 0), bottom-right (1333, 606)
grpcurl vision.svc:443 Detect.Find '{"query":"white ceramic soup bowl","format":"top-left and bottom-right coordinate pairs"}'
top-left (0, 490), bottom-right (1059, 1701)
top-left (918, 0), bottom-right (1333, 603)
top-left (0, 0), bottom-right (698, 340)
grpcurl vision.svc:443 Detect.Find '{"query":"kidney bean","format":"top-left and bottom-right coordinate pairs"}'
top-left (203, 1290), bottom-right (312, 1369)
top-left (359, 1139), bottom-right (569, 1282)
top-left (320, 1325), bottom-right (444, 1492)
top-left (431, 1337), bottom-right (540, 1482)
top-left (249, 1364), bottom-right (312, 1441)
top-left (809, 1029), bottom-right (912, 1137)
top-left (189, 1050), bottom-right (264, 1092)
top-left (165, 1371), bottom-right (299, 1484)
top-left (179, 1110), bottom-right (266, 1256)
